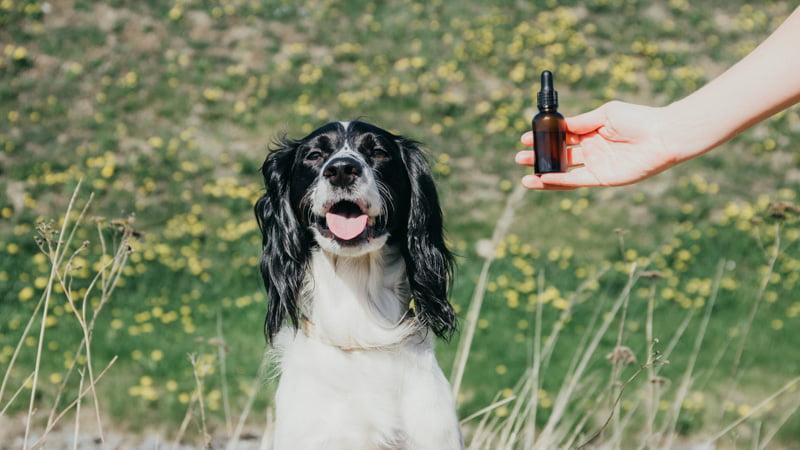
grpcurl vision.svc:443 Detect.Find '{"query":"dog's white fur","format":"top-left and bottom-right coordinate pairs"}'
top-left (271, 248), bottom-right (462, 449)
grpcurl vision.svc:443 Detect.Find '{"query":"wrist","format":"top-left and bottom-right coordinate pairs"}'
top-left (657, 100), bottom-right (723, 163)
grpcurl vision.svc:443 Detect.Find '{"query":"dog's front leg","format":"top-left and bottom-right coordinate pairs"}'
top-left (400, 354), bottom-right (463, 450)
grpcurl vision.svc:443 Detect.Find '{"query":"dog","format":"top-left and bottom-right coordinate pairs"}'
top-left (254, 121), bottom-right (463, 449)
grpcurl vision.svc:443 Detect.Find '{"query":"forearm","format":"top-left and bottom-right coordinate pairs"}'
top-left (661, 6), bottom-right (800, 161)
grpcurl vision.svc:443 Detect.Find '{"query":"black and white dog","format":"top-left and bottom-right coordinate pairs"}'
top-left (255, 121), bottom-right (462, 449)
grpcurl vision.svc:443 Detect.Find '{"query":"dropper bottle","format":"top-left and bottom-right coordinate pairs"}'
top-left (532, 70), bottom-right (567, 174)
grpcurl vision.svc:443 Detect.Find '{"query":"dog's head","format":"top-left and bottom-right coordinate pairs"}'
top-left (255, 121), bottom-right (456, 343)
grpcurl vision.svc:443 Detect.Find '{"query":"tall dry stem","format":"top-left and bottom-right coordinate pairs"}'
top-left (216, 313), bottom-right (233, 437)
top-left (643, 273), bottom-right (659, 447)
top-left (29, 356), bottom-right (118, 449)
top-left (538, 262), bottom-right (639, 447)
top-left (190, 353), bottom-right (212, 448)
top-left (0, 181), bottom-right (133, 449)
top-left (451, 184), bottom-right (526, 397)
top-left (24, 180), bottom-right (86, 448)
top-left (707, 376), bottom-right (800, 446)
top-left (226, 363), bottom-right (268, 450)
top-left (660, 260), bottom-right (726, 449)
top-left (723, 221), bottom-right (783, 421)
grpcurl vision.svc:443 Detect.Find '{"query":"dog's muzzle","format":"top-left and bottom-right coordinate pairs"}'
top-left (313, 157), bottom-right (386, 246)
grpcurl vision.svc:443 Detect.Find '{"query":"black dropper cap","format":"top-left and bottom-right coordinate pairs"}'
top-left (537, 70), bottom-right (558, 112)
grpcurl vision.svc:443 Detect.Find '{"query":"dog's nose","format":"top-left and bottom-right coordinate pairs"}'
top-left (323, 157), bottom-right (362, 187)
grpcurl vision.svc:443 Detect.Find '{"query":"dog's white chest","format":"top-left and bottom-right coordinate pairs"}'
top-left (271, 331), bottom-right (462, 449)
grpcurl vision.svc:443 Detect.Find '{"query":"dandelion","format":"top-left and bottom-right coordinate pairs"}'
top-left (474, 101), bottom-right (491, 115)
top-left (122, 71), bottom-right (138, 88)
top-left (168, 6), bottom-right (182, 20)
top-left (552, 297), bottom-right (569, 310)
top-left (18, 286), bottom-right (34, 301)
top-left (203, 87), bottom-right (223, 101)
top-left (504, 290), bottom-right (519, 309)
top-left (147, 136), bottom-right (164, 149)
top-left (737, 403), bottom-right (752, 417)
top-left (234, 100), bottom-right (246, 114)
top-left (495, 406), bottom-right (509, 417)
top-left (12, 46), bottom-right (27, 60)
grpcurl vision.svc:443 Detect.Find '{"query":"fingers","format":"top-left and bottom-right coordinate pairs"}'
top-left (515, 149), bottom-right (534, 166)
top-left (520, 168), bottom-right (602, 191)
top-left (521, 131), bottom-right (583, 146)
top-left (520, 174), bottom-right (578, 191)
top-left (515, 147), bottom-right (584, 167)
top-left (565, 102), bottom-right (618, 135)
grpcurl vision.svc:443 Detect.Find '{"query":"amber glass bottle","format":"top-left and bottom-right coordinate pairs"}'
top-left (532, 71), bottom-right (567, 174)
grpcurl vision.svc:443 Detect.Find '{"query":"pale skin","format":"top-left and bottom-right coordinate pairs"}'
top-left (517, 6), bottom-right (800, 191)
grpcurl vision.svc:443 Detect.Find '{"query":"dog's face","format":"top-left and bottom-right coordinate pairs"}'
top-left (288, 121), bottom-right (412, 257)
top-left (256, 121), bottom-right (456, 343)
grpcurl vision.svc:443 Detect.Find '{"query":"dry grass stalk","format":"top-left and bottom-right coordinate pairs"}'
top-left (190, 353), bottom-right (212, 448)
top-left (706, 376), bottom-right (800, 446)
top-left (538, 262), bottom-right (640, 447)
top-left (23, 183), bottom-right (85, 448)
top-left (450, 183), bottom-right (526, 397)
top-left (225, 351), bottom-right (271, 450)
top-left (0, 181), bottom-right (133, 449)
top-left (659, 259), bottom-right (726, 449)
top-left (216, 313), bottom-right (233, 437)
top-left (724, 221), bottom-right (783, 414)
top-left (29, 356), bottom-right (118, 449)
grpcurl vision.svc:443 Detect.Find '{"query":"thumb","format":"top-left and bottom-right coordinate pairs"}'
top-left (565, 104), bottom-right (611, 135)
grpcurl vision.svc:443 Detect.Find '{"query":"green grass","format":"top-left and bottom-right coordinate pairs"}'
top-left (2, 0), bottom-right (800, 446)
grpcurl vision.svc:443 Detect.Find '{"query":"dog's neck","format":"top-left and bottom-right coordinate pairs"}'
top-left (300, 245), bottom-right (418, 350)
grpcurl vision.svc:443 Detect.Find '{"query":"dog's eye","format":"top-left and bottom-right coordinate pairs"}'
top-left (305, 150), bottom-right (324, 162)
top-left (370, 148), bottom-right (390, 160)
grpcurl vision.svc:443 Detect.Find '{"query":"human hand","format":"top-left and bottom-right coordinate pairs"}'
top-left (516, 101), bottom-right (686, 190)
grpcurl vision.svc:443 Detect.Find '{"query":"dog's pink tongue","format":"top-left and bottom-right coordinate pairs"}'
top-left (326, 213), bottom-right (368, 240)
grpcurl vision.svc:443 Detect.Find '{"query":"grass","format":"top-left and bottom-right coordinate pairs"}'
top-left (5, 182), bottom-right (799, 448)
top-left (454, 186), bottom-right (800, 448)
top-left (2, 0), bottom-right (800, 447)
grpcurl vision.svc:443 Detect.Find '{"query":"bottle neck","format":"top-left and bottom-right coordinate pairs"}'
top-left (538, 105), bottom-right (558, 113)
top-left (537, 89), bottom-right (558, 113)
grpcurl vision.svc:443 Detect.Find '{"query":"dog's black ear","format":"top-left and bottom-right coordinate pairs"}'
top-left (398, 138), bottom-right (457, 340)
top-left (254, 138), bottom-right (310, 344)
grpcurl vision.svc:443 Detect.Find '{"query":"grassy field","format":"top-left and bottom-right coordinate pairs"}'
top-left (2, 0), bottom-right (800, 447)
